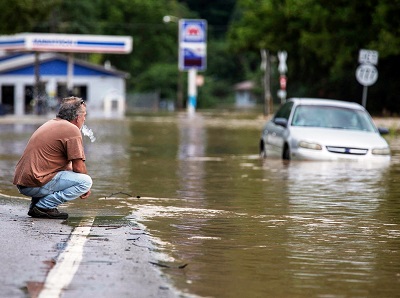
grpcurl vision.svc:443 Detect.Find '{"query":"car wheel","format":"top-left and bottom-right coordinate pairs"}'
top-left (259, 140), bottom-right (267, 158)
top-left (283, 144), bottom-right (291, 160)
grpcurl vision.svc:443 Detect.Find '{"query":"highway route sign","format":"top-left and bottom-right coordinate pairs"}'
top-left (356, 64), bottom-right (378, 86)
top-left (358, 49), bottom-right (378, 65)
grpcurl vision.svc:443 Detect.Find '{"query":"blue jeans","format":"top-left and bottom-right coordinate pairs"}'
top-left (17, 171), bottom-right (92, 209)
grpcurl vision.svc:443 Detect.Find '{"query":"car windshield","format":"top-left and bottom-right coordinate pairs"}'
top-left (291, 105), bottom-right (377, 132)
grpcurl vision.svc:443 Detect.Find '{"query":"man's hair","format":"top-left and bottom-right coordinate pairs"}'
top-left (56, 96), bottom-right (85, 121)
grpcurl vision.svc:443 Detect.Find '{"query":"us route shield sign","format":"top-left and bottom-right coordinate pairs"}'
top-left (356, 64), bottom-right (378, 86)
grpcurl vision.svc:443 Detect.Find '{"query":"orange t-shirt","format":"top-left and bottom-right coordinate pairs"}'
top-left (13, 118), bottom-right (86, 187)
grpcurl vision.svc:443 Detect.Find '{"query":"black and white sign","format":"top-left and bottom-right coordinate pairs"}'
top-left (358, 49), bottom-right (378, 65)
top-left (278, 51), bottom-right (287, 74)
top-left (356, 64), bottom-right (378, 87)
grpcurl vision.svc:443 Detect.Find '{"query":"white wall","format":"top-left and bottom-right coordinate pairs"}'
top-left (0, 74), bottom-right (126, 117)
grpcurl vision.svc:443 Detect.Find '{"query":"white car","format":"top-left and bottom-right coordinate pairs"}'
top-left (259, 98), bottom-right (391, 161)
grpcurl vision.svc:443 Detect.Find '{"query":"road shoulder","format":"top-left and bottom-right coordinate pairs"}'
top-left (0, 196), bottom-right (180, 298)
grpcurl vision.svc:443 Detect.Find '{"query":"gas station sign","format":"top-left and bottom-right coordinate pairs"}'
top-left (0, 33), bottom-right (132, 54)
top-left (179, 19), bottom-right (207, 71)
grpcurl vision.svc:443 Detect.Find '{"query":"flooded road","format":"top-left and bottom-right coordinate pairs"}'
top-left (1, 112), bottom-right (400, 297)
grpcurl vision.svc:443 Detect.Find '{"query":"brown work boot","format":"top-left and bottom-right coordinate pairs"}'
top-left (28, 206), bottom-right (68, 219)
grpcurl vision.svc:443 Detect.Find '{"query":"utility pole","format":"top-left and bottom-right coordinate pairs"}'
top-left (163, 15), bottom-right (184, 110)
top-left (177, 70), bottom-right (183, 110)
top-left (33, 52), bottom-right (40, 114)
top-left (260, 49), bottom-right (272, 116)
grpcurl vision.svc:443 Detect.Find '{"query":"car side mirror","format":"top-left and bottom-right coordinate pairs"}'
top-left (378, 127), bottom-right (389, 135)
top-left (274, 117), bottom-right (288, 128)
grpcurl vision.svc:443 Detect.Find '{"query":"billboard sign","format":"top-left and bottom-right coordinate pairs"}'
top-left (179, 19), bottom-right (207, 71)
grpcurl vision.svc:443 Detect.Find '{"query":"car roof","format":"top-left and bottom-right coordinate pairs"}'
top-left (288, 98), bottom-right (364, 110)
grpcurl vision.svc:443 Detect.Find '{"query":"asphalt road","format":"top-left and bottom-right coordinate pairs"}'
top-left (0, 195), bottom-right (181, 298)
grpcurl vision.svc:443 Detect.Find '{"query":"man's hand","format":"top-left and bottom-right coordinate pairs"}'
top-left (80, 190), bottom-right (91, 199)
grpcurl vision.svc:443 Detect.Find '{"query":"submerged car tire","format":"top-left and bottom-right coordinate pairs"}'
top-left (283, 144), bottom-right (290, 160)
top-left (259, 140), bottom-right (267, 159)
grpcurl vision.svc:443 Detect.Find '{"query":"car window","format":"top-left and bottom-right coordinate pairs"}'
top-left (291, 105), bottom-right (377, 132)
top-left (292, 106), bottom-right (323, 127)
top-left (274, 101), bottom-right (293, 120)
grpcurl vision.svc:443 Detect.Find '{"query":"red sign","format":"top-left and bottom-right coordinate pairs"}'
top-left (186, 26), bottom-right (200, 36)
top-left (280, 75), bottom-right (287, 90)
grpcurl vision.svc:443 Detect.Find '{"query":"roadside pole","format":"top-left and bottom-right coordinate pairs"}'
top-left (163, 15), bottom-right (184, 110)
top-left (187, 68), bottom-right (197, 115)
top-left (260, 49), bottom-right (272, 116)
top-left (33, 52), bottom-right (40, 114)
top-left (361, 85), bottom-right (368, 108)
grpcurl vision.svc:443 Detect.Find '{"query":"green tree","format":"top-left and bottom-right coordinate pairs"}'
top-left (40, 0), bottom-right (102, 34)
top-left (182, 0), bottom-right (237, 39)
top-left (136, 63), bottom-right (179, 100)
top-left (228, 0), bottom-right (400, 114)
top-left (0, 0), bottom-right (58, 34)
top-left (95, 0), bottom-right (193, 90)
top-left (369, 0), bottom-right (400, 57)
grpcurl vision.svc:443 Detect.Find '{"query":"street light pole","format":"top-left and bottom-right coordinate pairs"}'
top-left (163, 15), bottom-right (184, 110)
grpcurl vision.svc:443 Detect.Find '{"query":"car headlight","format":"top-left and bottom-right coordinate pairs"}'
top-left (298, 141), bottom-right (322, 150)
top-left (372, 147), bottom-right (391, 155)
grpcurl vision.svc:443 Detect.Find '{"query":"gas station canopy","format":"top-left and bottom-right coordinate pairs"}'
top-left (0, 33), bottom-right (132, 54)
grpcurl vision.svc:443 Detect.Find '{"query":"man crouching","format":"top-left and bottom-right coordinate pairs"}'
top-left (13, 96), bottom-right (92, 219)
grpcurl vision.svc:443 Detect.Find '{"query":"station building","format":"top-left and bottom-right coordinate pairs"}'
top-left (0, 33), bottom-right (132, 118)
top-left (0, 52), bottom-right (129, 118)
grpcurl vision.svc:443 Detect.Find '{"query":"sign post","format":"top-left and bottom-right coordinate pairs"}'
top-left (277, 51), bottom-right (288, 104)
top-left (356, 49), bottom-right (378, 108)
top-left (179, 19), bottom-right (207, 115)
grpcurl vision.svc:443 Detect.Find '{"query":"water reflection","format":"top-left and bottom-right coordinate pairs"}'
top-left (261, 160), bottom-right (398, 296)
top-left (286, 161), bottom-right (389, 211)
top-left (177, 114), bottom-right (206, 199)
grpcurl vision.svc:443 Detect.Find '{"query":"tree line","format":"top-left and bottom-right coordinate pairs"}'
top-left (0, 0), bottom-right (398, 114)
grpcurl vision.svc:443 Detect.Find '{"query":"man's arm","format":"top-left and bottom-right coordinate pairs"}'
top-left (71, 158), bottom-right (88, 174)
top-left (71, 158), bottom-right (91, 199)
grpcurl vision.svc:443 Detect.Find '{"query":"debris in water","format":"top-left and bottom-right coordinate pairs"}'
top-left (105, 191), bottom-right (140, 199)
top-left (149, 261), bottom-right (188, 269)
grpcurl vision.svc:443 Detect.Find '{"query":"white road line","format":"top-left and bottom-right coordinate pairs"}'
top-left (39, 217), bottom-right (95, 298)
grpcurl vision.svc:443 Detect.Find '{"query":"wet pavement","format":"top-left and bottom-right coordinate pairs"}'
top-left (0, 195), bottom-right (181, 298)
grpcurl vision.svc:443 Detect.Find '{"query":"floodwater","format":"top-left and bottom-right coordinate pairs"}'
top-left (1, 112), bottom-right (400, 298)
